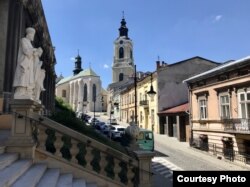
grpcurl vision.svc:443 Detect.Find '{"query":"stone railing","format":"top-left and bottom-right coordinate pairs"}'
top-left (28, 112), bottom-right (138, 187)
top-left (6, 100), bottom-right (154, 187)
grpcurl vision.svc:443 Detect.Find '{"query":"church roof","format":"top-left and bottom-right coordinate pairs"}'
top-left (56, 68), bottom-right (99, 86)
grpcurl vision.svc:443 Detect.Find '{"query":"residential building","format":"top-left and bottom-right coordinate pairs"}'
top-left (184, 56), bottom-right (250, 164)
top-left (157, 57), bottom-right (219, 141)
top-left (137, 72), bottom-right (159, 133)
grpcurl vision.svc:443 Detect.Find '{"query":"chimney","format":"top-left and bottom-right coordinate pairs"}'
top-left (156, 60), bottom-right (161, 69)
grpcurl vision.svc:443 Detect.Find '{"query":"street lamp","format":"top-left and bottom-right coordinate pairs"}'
top-left (147, 73), bottom-right (156, 98)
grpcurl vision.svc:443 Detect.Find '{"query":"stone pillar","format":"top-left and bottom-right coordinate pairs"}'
top-left (77, 80), bottom-right (83, 113)
top-left (176, 115), bottom-right (180, 141)
top-left (6, 99), bottom-right (42, 158)
top-left (134, 151), bottom-right (155, 187)
top-left (164, 116), bottom-right (169, 135)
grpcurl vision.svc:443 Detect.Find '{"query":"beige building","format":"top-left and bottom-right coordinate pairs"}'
top-left (185, 56), bottom-right (250, 164)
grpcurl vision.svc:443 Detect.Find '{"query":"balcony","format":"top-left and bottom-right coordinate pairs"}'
top-left (223, 118), bottom-right (250, 134)
top-left (139, 100), bottom-right (149, 108)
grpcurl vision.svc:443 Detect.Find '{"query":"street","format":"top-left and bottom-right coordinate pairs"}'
top-left (90, 113), bottom-right (249, 187)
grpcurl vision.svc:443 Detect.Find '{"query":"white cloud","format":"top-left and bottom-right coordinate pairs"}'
top-left (214, 15), bottom-right (222, 22)
top-left (70, 57), bottom-right (75, 61)
top-left (103, 64), bottom-right (109, 69)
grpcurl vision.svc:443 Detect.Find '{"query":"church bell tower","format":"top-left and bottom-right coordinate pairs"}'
top-left (112, 15), bottom-right (134, 83)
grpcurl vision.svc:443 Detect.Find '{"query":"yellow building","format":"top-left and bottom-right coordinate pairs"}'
top-left (120, 72), bottom-right (159, 133)
top-left (185, 56), bottom-right (250, 164)
top-left (137, 72), bottom-right (158, 133)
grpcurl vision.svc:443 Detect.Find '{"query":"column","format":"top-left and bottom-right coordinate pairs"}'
top-left (77, 80), bottom-right (83, 113)
top-left (164, 116), bottom-right (169, 135)
top-left (176, 115), bottom-right (180, 141)
top-left (72, 81), bottom-right (76, 110)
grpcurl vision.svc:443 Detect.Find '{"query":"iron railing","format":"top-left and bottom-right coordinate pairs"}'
top-left (223, 118), bottom-right (250, 133)
top-left (190, 138), bottom-right (250, 165)
top-left (139, 100), bottom-right (148, 106)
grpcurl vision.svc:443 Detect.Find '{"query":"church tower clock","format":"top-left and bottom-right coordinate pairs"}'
top-left (112, 16), bottom-right (134, 83)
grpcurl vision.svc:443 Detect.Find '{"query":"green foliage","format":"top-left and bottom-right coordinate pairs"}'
top-left (91, 148), bottom-right (101, 173)
top-left (60, 135), bottom-right (72, 160)
top-left (50, 97), bottom-right (128, 155)
top-left (118, 161), bottom-right (128, 184)
top-left (45, 129), bottom-right (56, 154)
top-left (105, 155), bottom-right (115, 179)
top-left (120, 132), bottom-right (133, 147)
top-left (76, 143), bottom-right (87, 167)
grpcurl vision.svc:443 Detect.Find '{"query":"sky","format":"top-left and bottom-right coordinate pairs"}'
top-left (42, 0), bottom-right (250, 89)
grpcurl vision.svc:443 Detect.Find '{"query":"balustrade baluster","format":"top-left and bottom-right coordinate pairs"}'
top-left (70, 139), bottom-right (78, 164)
top-left (127, 165), bottom-right (135, 187)
top-left (37, 126), bottom-right (47, 150)
top-left (54, 132), bottom-right (63, 157)
top-left (113, 159), bottom-right (121, 182)
top-left (85, 146), bottom-right (93, 170)
top-left (99, 152), bottom-right (106, 176)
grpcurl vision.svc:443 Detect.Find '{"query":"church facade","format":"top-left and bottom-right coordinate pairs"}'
top-left (56, 54), bottom-right (106, 114)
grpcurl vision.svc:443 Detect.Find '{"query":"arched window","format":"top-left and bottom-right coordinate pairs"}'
top-left (92, 84), bottom-right (96, 102)
top-left (130, 50), bottom-right (133, 59)
top-left (83, 84), bottom-right (87, 101)
top-left (119, 73), bottom-right (124, 81)
top-left (119, 47), bottom-right (124, 59)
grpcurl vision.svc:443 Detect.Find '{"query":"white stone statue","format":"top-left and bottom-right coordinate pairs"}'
top-left (13, 27), bottom-right (37, 99)
top-left (33, 47), bottom-right (46, 103)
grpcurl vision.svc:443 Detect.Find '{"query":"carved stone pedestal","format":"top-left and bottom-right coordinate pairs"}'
top-left (6, 99), bottom-right (43, 158)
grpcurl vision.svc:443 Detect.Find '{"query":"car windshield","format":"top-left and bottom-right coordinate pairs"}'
top-left (118, 128), bottom-right (125, 131)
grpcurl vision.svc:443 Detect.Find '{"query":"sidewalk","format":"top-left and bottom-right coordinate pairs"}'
top-left (154, 133), bottom-right (250, 171)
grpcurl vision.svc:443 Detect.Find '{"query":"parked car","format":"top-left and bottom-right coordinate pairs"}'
top-left (88, 117), bottom-right (99, 124)
top-left (100, 124), bottom-right (111, 135)
top-left (109, 125), bottom-right (126, 139)
top-left (94, 122), bottom-right (105, 130)
top-left (137, 129), bottom-right (154, 151)
top-left (107, 118), bottom-right (118, 125)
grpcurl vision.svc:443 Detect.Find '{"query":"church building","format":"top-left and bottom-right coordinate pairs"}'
top-left (56, 54), bottom-right (106, 114)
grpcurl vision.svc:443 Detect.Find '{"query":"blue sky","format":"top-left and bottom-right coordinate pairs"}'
top-left (42, 0), bottom-right (250, 89)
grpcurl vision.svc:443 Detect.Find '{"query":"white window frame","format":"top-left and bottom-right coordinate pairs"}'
top-left (219, 94), bottom-right (231, 119)
top-left (238, 91), bottom-right (250, 119)
top-left (199, 98), bottom-right (207, 120)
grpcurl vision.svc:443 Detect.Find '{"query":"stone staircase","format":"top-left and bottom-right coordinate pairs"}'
top-left (0, 146), bottom-right (98, 187)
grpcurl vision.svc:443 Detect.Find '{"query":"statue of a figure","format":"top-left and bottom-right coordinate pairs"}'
top-left (33, 48), bottom-right (46, 103)
top-left (13, 27), bottom-right (37, 99)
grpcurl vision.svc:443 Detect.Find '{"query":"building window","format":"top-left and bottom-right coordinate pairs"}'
top-left (220, 95), bottom-right (230, 119)
top-left (83, 84), bottom-right (87, 101)
top-left (62, 90), bottom-right (66, 98)
top-left (130, 50), bottom-right (133, 59)
top-left (140, 111), bottom-right (143, 123)
top-left (92, 84), bottom-right (96, 102)
top-left (119, 47), bottom-right (124, 59)
top-left (239, 92), bottom-right (250, 118)
top-left (199, 99), bottom-right (207, 120)
top-left (119, 73), bottom-right (124, 81)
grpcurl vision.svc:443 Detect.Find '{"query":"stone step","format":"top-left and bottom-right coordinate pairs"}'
top-left (73, 179), bottom-right (87, 187)
top-left (0, 159), bottom-right (32, 186)
top-left (0, 153), bottom-right (19, 170)
top-left (0, 146), bottom-right (5, 154)
top-left (86, 183), bottom-right (97, 187)
top-left (56, 173), bottom-right (73, 187)
top-left (37, 168), bottom-right (60, 187)
top-left (12, 164), bottom-right (47, 187)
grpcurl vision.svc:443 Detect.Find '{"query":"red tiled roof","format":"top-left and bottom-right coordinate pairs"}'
top-left (158, 103), bottom-right (189, 114)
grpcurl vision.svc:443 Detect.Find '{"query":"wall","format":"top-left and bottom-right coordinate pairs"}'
top-left (0, 0), bottom-right (9, 98)
top-left (158, 58), bottom-right (218, 112)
